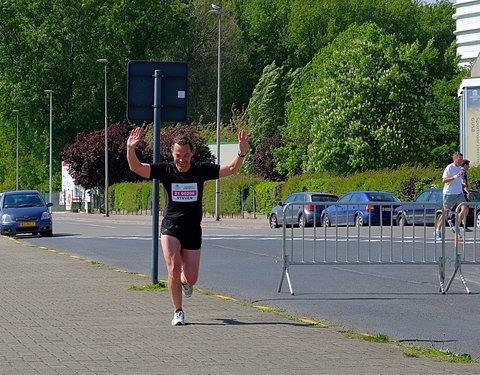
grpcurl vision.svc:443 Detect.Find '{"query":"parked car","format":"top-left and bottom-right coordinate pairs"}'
top-left (321, 191), bottom-right (401, 227)
top-left (268, 192), bottom-right (339, 228)
top-left (0, 190), bottom-right (53, 236)
top-left (394, 188), bottom-right (480, 227)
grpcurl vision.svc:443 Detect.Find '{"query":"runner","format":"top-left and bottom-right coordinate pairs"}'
top-left (435, 152), bottom-right (466, 243)
top-left (126, 127), bottom-right (248, 325)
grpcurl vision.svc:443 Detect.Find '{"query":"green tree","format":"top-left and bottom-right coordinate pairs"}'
top-left (0, 0), bottom-right (191, 190)
top-left (278, 23), bottom-right (436, 176)
top-left (428, 60), bottom-right (470, 168)
top-left (247, 62), bottom-right (287, 153)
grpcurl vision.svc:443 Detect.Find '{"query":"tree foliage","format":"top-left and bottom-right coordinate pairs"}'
top-left (247, 62), bottom-right (288, 153)
top-left (61, 122), bottom-right (150, 189)
top-left (0, 0), bottom-right (462, 190)
top-left (278, 23), bottom-right (437, 176)
top-left (252, 132), bottom-right (286, 182)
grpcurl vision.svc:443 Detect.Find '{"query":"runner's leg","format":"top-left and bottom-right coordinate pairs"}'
top-left (161, 234), bottom-right (183, 311)
top-left (181, 248), bottom-right (201, 286)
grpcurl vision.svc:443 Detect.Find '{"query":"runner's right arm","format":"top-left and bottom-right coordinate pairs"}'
top-left (127, 127), bottom-right (151, 179)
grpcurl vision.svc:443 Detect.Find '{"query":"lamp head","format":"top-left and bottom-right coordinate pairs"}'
top-left (97, 58), bottom-right (108, 63)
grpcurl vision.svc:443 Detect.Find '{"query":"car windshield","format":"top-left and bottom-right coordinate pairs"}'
top-left (3, 194), bottom-right (44, 208)
top-left (312, 195), bottom-right (338, 203)
top-left (366, 193), bottom-right (399, 202)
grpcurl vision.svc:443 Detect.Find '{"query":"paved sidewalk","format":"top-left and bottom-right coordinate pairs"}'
top-left (1, 236), bottom-right (479, 375)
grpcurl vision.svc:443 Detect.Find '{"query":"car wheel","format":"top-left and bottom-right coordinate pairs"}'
top-left (476, 211), bottom-right (480, 228)
top-left (298, 214), bottom-right (307, 228)
top-left (397, 214), bottom-right (407, 227)
top-left (269, 214), bottom-right (279, 229)
top-left (355, 214), bottom-right (364, 227)
top-left (41, 230), bottom-right (53, 237)
top-left (322, 214), bottom-right (330, 227)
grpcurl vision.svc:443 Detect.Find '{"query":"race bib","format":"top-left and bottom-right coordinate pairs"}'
top-left (171, 183), bottom-right (198, 202)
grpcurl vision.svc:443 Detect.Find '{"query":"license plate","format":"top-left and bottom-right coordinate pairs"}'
top-left (20, 222), bottom-right (36, 227)
top-left (382, 207), bottom-right (392, 211)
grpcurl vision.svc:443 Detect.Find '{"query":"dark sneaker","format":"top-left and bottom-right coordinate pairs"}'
top-left (182, 283), bottom-right (193, 298)
top-left (171, 310), bottom-right (185, 326)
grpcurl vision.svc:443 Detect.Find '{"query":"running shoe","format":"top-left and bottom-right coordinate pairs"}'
top-left (434, 230), bottom-right (442, 241)
top-left (450, 224), bottom-right (462, 238)
top-left (182, 283), bottom-right (193, 298)
top-left (464, 227), bottom-right (473, 232)
top-left (171, 310), bottom-right (185, 326)
top-left (447, 219), bottom-right (454, 230)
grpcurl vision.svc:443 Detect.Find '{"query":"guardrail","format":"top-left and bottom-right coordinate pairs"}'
top-left (278, 201), bottom-right (452, 295)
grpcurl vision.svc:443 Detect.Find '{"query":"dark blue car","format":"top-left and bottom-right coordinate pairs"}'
top-left (0, 190), bottom-right (53, 236)
top-left (321, 191), bottom-right (400, 227)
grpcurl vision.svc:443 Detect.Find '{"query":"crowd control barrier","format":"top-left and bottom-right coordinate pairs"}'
top-left (278, 201), bottom-right (456, 295)
top-left (443, 202), bottom-right (480, 293)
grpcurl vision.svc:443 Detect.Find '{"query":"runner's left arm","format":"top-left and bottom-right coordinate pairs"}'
top-left (219, 130), bottom-right (249, 177)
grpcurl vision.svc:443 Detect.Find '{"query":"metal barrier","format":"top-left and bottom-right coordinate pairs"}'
top-left (444, 202), bottom-right (480, 293)
top-left (278, 201), bottom-right (450, 295)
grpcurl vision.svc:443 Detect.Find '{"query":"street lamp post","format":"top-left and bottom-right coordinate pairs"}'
top-left (97, 58), bottom-right (109, 217)
top-left (12, 109), bottom-right (19, 190)
top-left (44, 90), bottom-right (53, 203)
top-left (209, 4), bottom-right (224, 221)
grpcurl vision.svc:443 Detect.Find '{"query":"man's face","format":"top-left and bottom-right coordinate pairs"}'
top-left (171, 143), bottom-right (194, 172)
top-left (453, 155), bottom-right (464, 167)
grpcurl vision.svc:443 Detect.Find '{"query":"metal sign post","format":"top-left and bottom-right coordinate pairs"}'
top-left (127, 61), bottom-right (188, 284)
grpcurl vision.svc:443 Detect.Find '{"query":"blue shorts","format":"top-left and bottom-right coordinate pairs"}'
top-left (443, 193), bottom-right (465, 209)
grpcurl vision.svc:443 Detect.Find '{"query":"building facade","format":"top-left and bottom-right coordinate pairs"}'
top-left (453, 0), bottom-right (480, 66)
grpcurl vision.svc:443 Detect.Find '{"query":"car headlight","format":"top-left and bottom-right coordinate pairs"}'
top-left (2, 214), bottom-right (13, 223)
top-left (41, 211), bottom-right (51, 220)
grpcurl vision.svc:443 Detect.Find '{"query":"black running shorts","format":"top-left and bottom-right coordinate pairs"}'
top-left (160, 219), bottom-right (202, 250)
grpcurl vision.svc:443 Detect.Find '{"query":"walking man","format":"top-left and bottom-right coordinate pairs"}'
top-left (435, 152), bottom-right (467, 242)
top-left (127, 127), bottom-right (248, 325)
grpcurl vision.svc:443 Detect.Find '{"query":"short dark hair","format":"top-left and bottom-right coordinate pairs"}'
top-left (171, 135), bottom-right (195, 153)
top-left (462, 159), bottom-right (470, 167)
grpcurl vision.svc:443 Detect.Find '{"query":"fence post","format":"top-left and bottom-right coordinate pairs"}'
top-left (241, 188), bottom-right (245, 219)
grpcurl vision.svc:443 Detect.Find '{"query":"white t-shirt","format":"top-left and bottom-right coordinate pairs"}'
top-left (442, 163), bottom-right (464, 195)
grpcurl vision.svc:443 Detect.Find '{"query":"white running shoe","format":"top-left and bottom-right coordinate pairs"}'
top-left (182, 283), bottom-right (193, 298)
top-left (171, 310), bottom-right (185, 326)
top-left (434, 230), bottom-right (442, 241)
top-left (447, 219), bottom-right (455, 231)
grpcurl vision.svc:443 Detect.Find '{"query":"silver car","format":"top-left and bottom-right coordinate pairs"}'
top-left (268, 192), bottom-right (339, 228)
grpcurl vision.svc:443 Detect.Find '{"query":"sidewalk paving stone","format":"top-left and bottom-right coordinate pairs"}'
top-left (0, 234), bottom-right (479, 374)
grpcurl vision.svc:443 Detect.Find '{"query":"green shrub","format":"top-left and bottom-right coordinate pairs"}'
top-left (203, 175), bottom-right (262, 215)
top-left (114, 183), bottom-right (129, 211)
top-left (140, 182), bottom-right (152, 211)
top-left (255, 181), bottom-right (284, 214)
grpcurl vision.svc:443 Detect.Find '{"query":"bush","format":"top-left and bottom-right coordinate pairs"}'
top-left (254, 182), bottom-right (284, 214)
top-left (203, 175), bottom-right (262, 215)
top-left (114, 183), bottom-right (128, 211)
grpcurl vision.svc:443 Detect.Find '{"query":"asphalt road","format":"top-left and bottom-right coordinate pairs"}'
top-left (18, 212), bottom-right (480, 360)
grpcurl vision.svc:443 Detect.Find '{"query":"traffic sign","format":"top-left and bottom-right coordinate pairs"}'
top-left (126, 60), bottom-right (188, 122)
